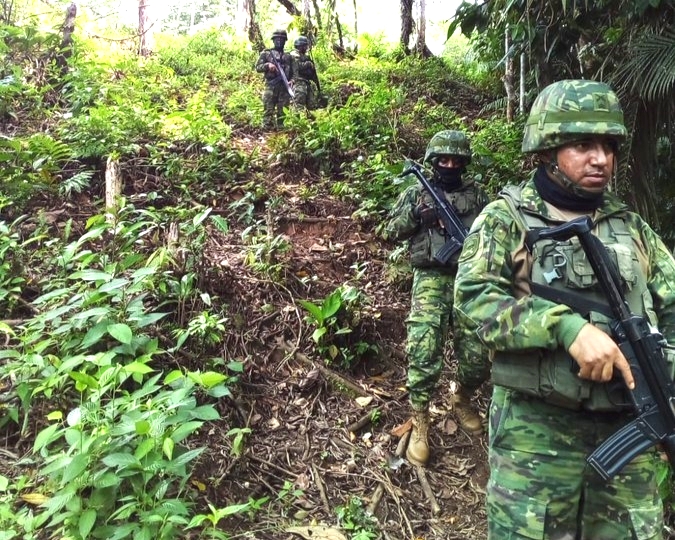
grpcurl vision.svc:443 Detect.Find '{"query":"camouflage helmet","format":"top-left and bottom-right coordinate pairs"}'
top-left (294, 36), bottom-right (309, 48)
top-left (424, 130), bottom-right (472, 164)
top-left (271, 28), bottom-right (288, 40)
top-left (522, 79), bottom-right (627, 153)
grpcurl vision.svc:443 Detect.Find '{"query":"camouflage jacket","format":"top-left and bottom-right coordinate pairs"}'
top-left (383, 175), bottom-right (489, 271)
top-left (454, 176), bottom-right (675, 357)
top-left (255, 49), bottom-right (295, 84)
top-left (290, 50), bottom-right (316, 81)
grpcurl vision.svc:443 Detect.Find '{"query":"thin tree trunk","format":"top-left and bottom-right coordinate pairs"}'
top-left (352, 0), bottom-right (358, 52)
top-left (519, 52), bottom-right (526, 114)
top-left (245, 0), bottom-right (264, 51)
top-left (504, 27), bottom-right (515, 121)
top-left (414, 0), bottom-right (426, 56)
top-left (301, 0), bottom-right (312, 37)
top-left (138, 0), bottom-right (153, 57)
top-left (311, 0), bottom-right (322, 30)
top-left (400, 0), bottom-right (413, 53)
top-left (57, 3), bottom-right (76, 76)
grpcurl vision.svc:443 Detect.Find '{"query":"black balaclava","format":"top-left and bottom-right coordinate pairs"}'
top-left (272, 37), bottom-right (285, 52)
top-left (533, 163), bottom-right (603, 212)
top-left (431, 158), bottom-right (463, 191)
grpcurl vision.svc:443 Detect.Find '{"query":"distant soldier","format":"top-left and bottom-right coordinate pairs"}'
top-left (290, 36), bottom-right (316, 111)
top-left (254, 29), bottom-right (295, 129)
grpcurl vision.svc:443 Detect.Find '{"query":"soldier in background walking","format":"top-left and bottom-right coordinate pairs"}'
top-left (254, 29), bottom-right (295, 130)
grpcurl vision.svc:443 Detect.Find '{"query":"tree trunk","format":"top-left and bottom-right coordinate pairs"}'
top-left (414, 0), bottom-right (426, 56)
top-left (244, 0), bottom-right (264, 51)
top-left (138, 0), bottom-right (153, 57)
top-left (400, 0), bottom-right (413, 53)
top-left (311, 0), bottom-right (322, 30)
top-left (57, 3), bottom-right (76, 76)
top-left (504, 27), bottom-right (515, 121)
top-left (301, 0), bottom-right (313, 38)
top-left (352, 0), bottom-right (358, 53)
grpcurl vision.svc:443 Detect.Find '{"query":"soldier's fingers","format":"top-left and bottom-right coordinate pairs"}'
top-left (615, 356), bottom-right (635, 390)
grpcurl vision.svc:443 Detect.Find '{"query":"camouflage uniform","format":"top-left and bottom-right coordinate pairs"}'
top-left (254, 30), bottom-right (295, 129)
top-left (290, 36), bottom-right (316, 110)
top-left (454, 79), bottom-right (675, 539)
top-left (383, 131), bottom-right (489, 412)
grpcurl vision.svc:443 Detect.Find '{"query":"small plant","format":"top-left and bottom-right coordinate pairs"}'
top-left (299, 284), bottom-right (377, 369)
top-left (335, 496), bottom-right (380, 539)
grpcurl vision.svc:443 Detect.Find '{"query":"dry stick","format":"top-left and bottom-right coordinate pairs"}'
top-left (415, 465), bottom-right (441, 516)
top-left (277, 338), bottom-right (370, 397)
top-left (367, 431), bottom-right (410, 515)
top-left (311, 463), bottom-right (331, 514)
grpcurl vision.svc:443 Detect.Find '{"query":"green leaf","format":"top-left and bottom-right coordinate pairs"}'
top-left (79, 508), bottom-right (97, 539)
top-left (311, 326), bottom-right (327, 343)
top-left (190, 405), bottom-right (220, 421)
top-left (198, 371), bottom-right (227, 388)
top-left (163, 437), bottom-right (175, 460)
top-left (80, 321), bottom-right (109, 349)
top-left (192, 207), bottom-right (212, 227)
top-left (171, 447), bottom-right (204, 467)
top-left (102, 453), bottom-right (141, 468)
top-left (108, 323), bottom-right (132, 344)
top-left (210, 215), bottom-right (229, 233)
top-left (34, 424), bottom-right (61, 453)
top-left (62, 453), bottom-right (88, 483)
top-left (298, 299), bottom-right (324, 325)
top-left (171, 421), bottom-right (203, 443)
top-left (70, 270), bottom-right (113, 282)
top-left (135, 420), bottom-right (151, 435)
top-left (124, 361), bottom-right (154, 375)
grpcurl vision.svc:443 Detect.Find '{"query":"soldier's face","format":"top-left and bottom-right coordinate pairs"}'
top-left (555, 136), bottom-right (616, 193)
top-left (436, 156), bottom-right (464, 169)
top-left (272, 37), bottom-right (286, 49)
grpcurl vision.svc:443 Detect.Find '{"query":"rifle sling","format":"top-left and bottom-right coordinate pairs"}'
top-left (530, 282), bottom-right (613, 319)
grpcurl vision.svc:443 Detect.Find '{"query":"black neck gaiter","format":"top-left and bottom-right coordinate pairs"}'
top-left (433, 168), bottom-right (463, 191)
top-left (533, 164), bottom-right (603, 212)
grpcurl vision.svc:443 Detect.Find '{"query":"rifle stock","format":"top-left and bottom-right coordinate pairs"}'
top-left (401, 161), bottom-right (468, 264)
top-left (534, 216), bottom-right (675, 480)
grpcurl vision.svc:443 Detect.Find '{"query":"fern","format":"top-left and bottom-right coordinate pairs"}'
top-left (59, 170), bottom-right (94, 198)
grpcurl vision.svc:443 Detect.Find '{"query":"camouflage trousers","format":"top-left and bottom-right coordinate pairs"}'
top-left (405, 268), bottom-right (454, 410)
top-left (487, 386), bottom-right (664, 539)
top-left (262, 83), bottom-right (291, 129)
top-left (293, 78), bottom-right (314, 110)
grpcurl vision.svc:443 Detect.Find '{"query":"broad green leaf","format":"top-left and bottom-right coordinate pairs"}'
top-left (124, 361), bottom-right (154, 375)
top-left (170, 421), bottom-right (203, 442)
top-left (190, 405), bottom-right (220, 421)
top-left (34, 423), bottom-right (60, 453)
top-left (198, 371), bottom-right (227, 388)
top-left (80, 321), bottom-right (109, 349)
top-left (62, 453), bottom-right (88, 483)
top-left (79, 508), bottom-right (97, 539)
top-left (171, 447), bottom-right (204, 467)
top-left (70, 270), bottom-right (112, 282)
top-left (102, 453), bottom-right (141, 468)
top-left (135, 420), bottom-right (151, 435)
top-left (107, 323), bottom-right (132, 344)
top-left (298, 299), bottom-right (324, 324)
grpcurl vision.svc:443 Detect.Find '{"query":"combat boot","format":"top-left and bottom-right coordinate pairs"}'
top-left (406, 408), bottom-right (430, 466)
top-left (451, 388), bottom-right (483, 435)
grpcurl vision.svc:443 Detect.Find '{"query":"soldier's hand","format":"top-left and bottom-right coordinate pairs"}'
top-left (413, 204), bottom-right (438, 227)
top-left (266, 63), bottom-right (278, 73)
top-left (568, 323), bottom-right (635, 390)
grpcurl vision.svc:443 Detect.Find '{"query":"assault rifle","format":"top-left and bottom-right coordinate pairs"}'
top-left (532, 215), bottom-right (675, 480)
top-left (268, 51), bottom-right (295, 99)
top-left (401, 161), bottom-right (468, 264)
top-left (307, 54), bottom-right (328, 108)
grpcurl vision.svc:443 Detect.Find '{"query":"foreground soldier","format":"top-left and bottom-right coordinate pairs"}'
top-left (383, 130), bottom-right (490, 466)
top-left (290, 36), bottom-right (316, 111)
top-left (254, 29), bottom-right (295, 129)
top-left (454, 79), bottom-right (675, 538)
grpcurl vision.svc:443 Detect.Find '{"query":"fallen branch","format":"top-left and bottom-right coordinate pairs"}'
top-left (367, 430), bottom-right (410, 515)
top-left (277, 339), bottom-right (369, 397)
top-left (415, 465), bottom-right (441, 516)
top-left (311, 463), bottom-right (331, 514)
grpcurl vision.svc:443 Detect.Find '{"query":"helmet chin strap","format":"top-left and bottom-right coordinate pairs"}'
top-left (545, 159), bottom-right (606, 200)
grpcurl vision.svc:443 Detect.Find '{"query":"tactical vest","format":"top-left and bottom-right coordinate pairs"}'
top-left (409, 183), bottom-right (482, 271)
top-left (492, 184), bottom-right (656, 411)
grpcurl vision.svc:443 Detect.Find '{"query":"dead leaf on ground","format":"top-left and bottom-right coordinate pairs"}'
top-left (286, 525), bottom-right (348, 540)
top-left (390, 417), bottom-right (413, 438)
